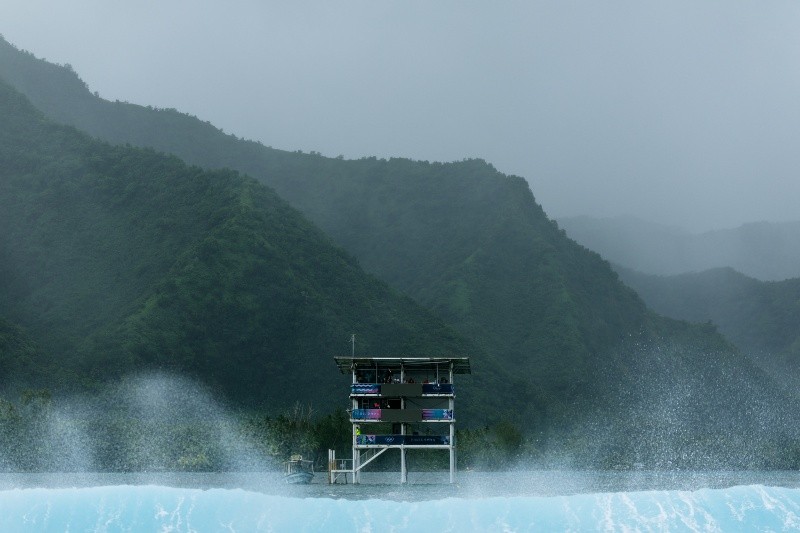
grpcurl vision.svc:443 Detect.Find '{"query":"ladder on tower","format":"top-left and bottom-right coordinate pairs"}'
top-left (328, 447), bottom-right (391, 483)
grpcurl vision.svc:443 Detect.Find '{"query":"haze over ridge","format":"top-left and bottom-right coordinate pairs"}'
top-left (3, 0), bottom-right (800, 231)
top-left (558, 216), bottom-right (800, 282)
top-left (3, 28), bottom-right (800, 469)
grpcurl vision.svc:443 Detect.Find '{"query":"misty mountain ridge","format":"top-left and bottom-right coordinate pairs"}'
top-left (558, 215), bottom-right (800, 281)
top-left (0, 76), bottom-right (483, 411)
top-left (1, 37), bottom-right (677, 414)
top-left (3, 36), bottom-right (800, 467)
top-left (561, 213), bottom-right (800, 389)
top-left (616, 266), bottom-right (800, 387)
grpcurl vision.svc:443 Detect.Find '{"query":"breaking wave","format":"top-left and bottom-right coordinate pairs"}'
top-left (1, 484), bottom-right (799, 531)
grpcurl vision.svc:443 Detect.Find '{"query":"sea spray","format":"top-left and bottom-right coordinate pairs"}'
top-left (116, 373), bottom-right (271, 472)
top-left (0, 372), bottom-right (275, 472)
top-left (571, 337), bottom-right (800, 470)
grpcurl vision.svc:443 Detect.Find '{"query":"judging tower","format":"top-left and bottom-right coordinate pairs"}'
top-left (330, 356), bottom-right (470, 484)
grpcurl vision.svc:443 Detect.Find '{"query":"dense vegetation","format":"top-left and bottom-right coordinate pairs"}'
top-left (0, 318), bottom-right (42, 384)
top-left (617, 266), bottom-right (800, 388)
top-left (0, 37), bottom-right (697, 413)
top-left (2, 37), bottom-right (800, 468)
top-left (0, 77), bottom-right (477, 410)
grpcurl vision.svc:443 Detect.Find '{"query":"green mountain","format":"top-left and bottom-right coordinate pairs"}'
top-left (558, 215), bottom-right (800, 281)
top-left (0, 77), bottom-right (481, 412)
top-left (2, 37), bottom-right (799, 467)
top-left (0, 37), bottom-right (655, 406)
top-left (617, 266), bottom-right (800, 384)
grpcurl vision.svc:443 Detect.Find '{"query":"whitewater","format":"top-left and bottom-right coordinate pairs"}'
top-left (2, 473), bottom-right (800, 532)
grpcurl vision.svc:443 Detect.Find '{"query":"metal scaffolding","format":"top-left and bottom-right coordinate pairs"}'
top-left (329, 356), bottom-right (471, 484)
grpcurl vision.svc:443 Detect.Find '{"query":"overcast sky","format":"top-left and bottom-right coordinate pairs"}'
top-left (3, 1), bottom-right (800, 231)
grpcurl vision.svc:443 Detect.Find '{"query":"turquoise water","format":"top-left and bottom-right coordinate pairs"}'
top-left (1, 471), bottom-right (799, 531)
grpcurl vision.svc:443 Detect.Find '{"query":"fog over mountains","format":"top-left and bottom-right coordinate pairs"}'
top-left (4, 1), bottom-right (800, 231)
top-left (558, 216), bottom-right (800, 282)
top-left (558, 215), bottom-right (800, 390)
top-left (3, 35), bottom-right (800, 467)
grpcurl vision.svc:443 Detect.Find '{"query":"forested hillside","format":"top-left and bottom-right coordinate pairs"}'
top-left (617, 266), bottom-right (800, 385)
top-left (2, 37), bottom-right (800, 467)
top-left (0, 78), bottom-right (483, 412)
top-left (0, 36), bottom-right (663, 412)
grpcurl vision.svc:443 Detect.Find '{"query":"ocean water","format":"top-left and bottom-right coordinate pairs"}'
top-left (1, 471), bottom-right (799, 532)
